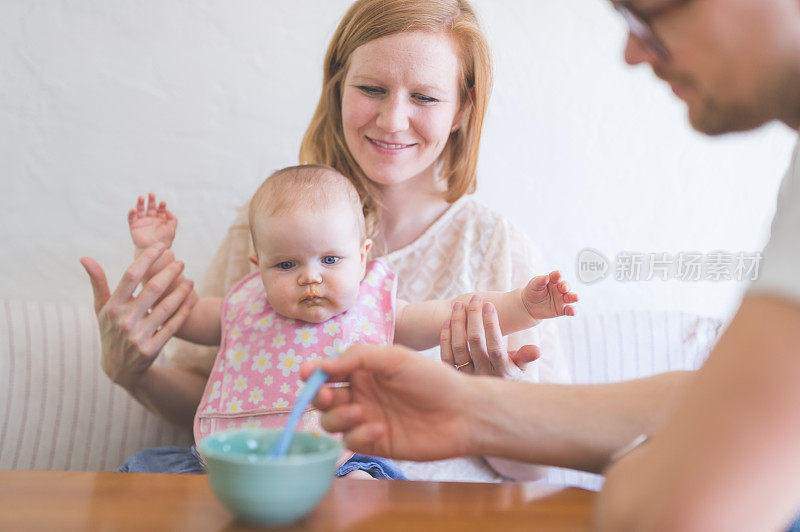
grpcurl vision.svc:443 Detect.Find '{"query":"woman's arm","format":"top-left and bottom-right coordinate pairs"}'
top-left (128, 364), bottom-right (208, 430)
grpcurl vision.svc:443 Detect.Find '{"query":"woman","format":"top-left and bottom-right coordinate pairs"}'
top-left (82, 0), bottom-right (569, 481)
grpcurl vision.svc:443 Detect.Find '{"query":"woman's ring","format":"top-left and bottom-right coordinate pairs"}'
top-left (455, 361), bottom-right (472, 370)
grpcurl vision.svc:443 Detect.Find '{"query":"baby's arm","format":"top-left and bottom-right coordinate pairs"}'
top-left (127, 193), bottom-right (223, 346)
top-left (394, 271), bottom-right (577, 351)
top-left (173, 297), bottom-right (224, 346)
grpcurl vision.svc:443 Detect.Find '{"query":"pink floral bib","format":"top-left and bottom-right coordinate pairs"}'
top-left (194, 259), bottom-right (397, 445)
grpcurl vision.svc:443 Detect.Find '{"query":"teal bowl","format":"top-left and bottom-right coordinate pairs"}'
top-left (199, 429), bottom-right (342, 527)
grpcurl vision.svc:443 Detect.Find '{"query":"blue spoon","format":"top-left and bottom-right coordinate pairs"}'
top-left (268, 367), bottom-right (329, 458)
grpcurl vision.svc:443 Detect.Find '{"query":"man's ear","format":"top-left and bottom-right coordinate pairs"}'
top-left (248, 254), bottom-right (259, 266)
top-left (451, 88), bottom-right (474, 133)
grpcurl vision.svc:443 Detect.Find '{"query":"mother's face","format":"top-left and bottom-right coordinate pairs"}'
top-left (341, 31), bottom-right (465, 188)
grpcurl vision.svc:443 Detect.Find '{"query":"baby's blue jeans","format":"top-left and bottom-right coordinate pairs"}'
top-left (116, 445), bottom-right (406, 479)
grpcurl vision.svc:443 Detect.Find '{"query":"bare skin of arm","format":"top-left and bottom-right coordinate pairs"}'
top-left (127, 193), bottom-right (223, 346)
top-left (595, 294), bottom-right (800, 532)
top-left (81, 245), bottom-right (207, 429)
top-left (128, 364), bottom-right (209, 431)
top-left (437, 295), bottom-right (544, 480)
top-left (468, 371), bottom-right (692, 473)
top-left (301, 344), bottom-right (692, 474)
top-left (394, 271), bottom-right (577, 351)
top-left (172, 297), bottom-right (223, 346)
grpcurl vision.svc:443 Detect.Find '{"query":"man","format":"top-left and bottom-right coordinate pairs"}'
top-left (302, 0), bottom-right (800, 529)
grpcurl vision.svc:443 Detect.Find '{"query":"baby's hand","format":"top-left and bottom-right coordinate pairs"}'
top-left (521, 271), bottom-right (578, 320)
top-left (128, 193), bottom-right (178, 250)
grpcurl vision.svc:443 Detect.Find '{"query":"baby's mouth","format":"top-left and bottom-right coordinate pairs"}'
top-left (300, 284), bottom-right (324, 304)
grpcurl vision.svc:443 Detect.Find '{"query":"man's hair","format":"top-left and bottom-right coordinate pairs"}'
top-left (248, 164), bottom-right (367, 246)
top-left (298, 0), bottom-right (492, 236)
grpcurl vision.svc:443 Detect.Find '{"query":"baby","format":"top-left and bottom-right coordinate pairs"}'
top-left (128, 164), bottom-right (578, 477)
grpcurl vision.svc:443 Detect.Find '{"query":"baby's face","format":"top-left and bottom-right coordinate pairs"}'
top-left (253, 205), bottom-right (370, 323)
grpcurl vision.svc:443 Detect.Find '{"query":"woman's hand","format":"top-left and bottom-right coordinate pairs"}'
top-left (80, 243), bottom-right (196, 391)
top-left (440, 295), bottom-right (540, 378)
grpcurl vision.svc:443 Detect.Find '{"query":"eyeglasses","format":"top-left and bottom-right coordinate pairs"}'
top-left (612, 0), bottom-right (687, 60)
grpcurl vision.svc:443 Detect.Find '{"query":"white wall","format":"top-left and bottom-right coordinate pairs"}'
top-left (1, 0), bottom-right (795, 321)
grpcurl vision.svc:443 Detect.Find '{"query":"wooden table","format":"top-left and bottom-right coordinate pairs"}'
top-left (0, 470), bottom-right (595, 531)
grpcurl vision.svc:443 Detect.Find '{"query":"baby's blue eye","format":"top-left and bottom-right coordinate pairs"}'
top-left (277, 261), bottom-right (294, 270)
top-left (322, 256), bottom-right (340, 265)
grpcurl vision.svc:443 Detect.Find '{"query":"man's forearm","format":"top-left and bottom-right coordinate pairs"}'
top-left (596, 296), bottom-right (800, 531)
top-left (128, 365), bottom-right (208, 430)
top-left (467, 370), bottom-right (693, 473)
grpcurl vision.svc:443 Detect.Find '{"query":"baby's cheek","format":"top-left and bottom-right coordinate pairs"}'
top-left (265, 286), bottom-right (290, 315)
top-left (340, 286), bottom-right (362, 313)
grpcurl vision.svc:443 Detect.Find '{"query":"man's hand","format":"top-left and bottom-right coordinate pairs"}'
top-left (302, 344), bottom-right (474, 460)
top-left (521, 271), bottom-right (578, 320)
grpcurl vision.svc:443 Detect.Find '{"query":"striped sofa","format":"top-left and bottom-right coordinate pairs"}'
top-left (0, 300), bottom-right (721, 488)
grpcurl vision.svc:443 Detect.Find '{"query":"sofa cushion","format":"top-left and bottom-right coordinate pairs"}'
top-left (0, 300), bottom-right (192, 471)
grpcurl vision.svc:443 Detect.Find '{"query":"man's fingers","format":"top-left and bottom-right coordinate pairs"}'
top-left (306, 344), bottom-right (419, 386)
top-left (300, 346), bottom-right (371, 383)
top-left (343, 423), bottom-right (385, 456)
top-left (301, 359), bottom-right (324, 380)
top-left (80, 257), bottom-right (112, 314)
top-left (312, 385), bottom-right (352, 410)
top-left (320, 403), bottom-right (364, 434)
